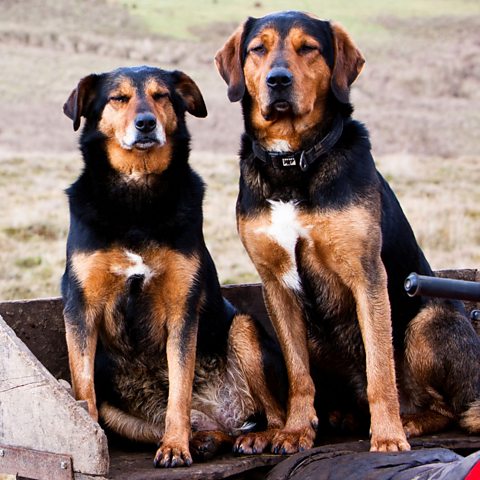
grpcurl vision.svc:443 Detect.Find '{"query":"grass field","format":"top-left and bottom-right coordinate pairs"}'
top-left (0, 0), bottom-right (479, 300)
top-left (119, 0), bottom-right (480, 39)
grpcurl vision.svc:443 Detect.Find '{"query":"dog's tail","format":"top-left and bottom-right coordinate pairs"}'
top-left (99, 402), bottom-right (163, 443)
top-left (460, 400), bottom-right (480, 433)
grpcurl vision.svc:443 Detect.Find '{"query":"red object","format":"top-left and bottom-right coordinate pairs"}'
top-left (466, 461), bottom-right (480, 480)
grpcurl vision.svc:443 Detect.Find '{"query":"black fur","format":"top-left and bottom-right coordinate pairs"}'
top-left (62, 68), bottom-right (233, 361)
top-left (233, 12), bottom-right (480, 435)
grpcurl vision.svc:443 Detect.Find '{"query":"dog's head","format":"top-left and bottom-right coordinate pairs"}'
top-left (215, 12), bottom-right (364, 148)
top-left (64, 66), bottom-right (207, 175)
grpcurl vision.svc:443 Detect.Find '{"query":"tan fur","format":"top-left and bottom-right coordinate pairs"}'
top-left (304, 207), bottom-right (406, 449)
top-left (97, 77), bottom-right (177, 177)
top-left (105, 140), bottom-right (173, 179)
top-left (243, 27), bottom-right (332, 150)
top-left (64, 322), bottom-right (99, 420)
top-left (403, 410), bottom-right (453, 438)
top-left (460, 401), bottom-right (480, 433)
top-left (405, 305), bottom-right (445, 386)
top-left (71, 246), bottom-right (200, 458)
top-left (214, 23), bottom-right (247, 102)
top-left (238, 212), bottom-right (317, 452)
top-left (330, 23), bottom-right (365, 103)
top-left (100, 402), bottom-right (164, 443)
top-left (230, 314), bottom-right (285, 428)
top-left (238, 202), bottom-right (408, 451)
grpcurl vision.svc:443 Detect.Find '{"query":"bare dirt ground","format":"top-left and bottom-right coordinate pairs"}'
top-left (0, 0), bottom-right (479, 299)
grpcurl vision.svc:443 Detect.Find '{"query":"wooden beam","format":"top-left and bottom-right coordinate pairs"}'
top-left (0, 316), bottom-right (109, 478)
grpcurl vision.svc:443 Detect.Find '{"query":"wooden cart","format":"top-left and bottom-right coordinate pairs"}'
top-left (1, 270), bottom-right (479, 479)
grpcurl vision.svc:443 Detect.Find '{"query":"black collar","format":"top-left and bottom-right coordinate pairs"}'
top-left (250, 114), bottom-right (344, 172)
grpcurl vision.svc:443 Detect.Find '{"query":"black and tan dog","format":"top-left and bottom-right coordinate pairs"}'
top-left (61, 66), bottom-right (287, 467)
top-left (216, 11), bottom-right (480, 453)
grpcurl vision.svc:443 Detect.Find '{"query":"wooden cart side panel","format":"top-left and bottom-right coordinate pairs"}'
top-left (0, 270), bottom-right (477, 383)
top-left (0, 298), bottom-right (68, 381)
top-left (0, 316), bottom-right (109, 477)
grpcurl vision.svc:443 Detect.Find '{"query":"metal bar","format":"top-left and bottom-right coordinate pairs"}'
top-left (405, 273), bottom-right (480, 302)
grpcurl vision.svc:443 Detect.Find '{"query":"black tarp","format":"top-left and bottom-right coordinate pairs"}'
top-left (267, 447), bottom-right (480, 480)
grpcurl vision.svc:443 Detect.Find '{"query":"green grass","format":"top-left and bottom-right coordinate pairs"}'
top-left (117, 0), bottom-right (479, 39)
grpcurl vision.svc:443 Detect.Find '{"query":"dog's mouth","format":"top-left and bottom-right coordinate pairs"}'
top-left (133, 138), bottom-right (160, 150)
top-left (263, 100), bottom-right (293, 120)
top-left (120, 136), bottom-right (163, 151)
top-left (272, 100), bottom-right (291, 112)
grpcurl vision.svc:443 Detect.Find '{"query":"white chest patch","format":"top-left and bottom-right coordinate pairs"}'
top-left (111, 250), bottom-right (154, 284)
top-left (256, 200), bottom-right (312, 292)
top-left (267, 139), bottom-right (292, 152)
top-left (123, 171), bottom-right (145, 184)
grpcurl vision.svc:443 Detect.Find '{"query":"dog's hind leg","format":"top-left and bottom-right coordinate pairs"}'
top-left (229, 313), bottom-right (287, 455)
top-left (402, 410), bottom-right (453, 438)
top-left (404, 301), bottom-right (480, 436)
top-left (461, 401), bottom-right (480, 433)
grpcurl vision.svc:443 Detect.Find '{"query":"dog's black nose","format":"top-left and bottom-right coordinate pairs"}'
top-left (135, 112), bottom-right (157, 133)
top-left (266, 68), bottom-right (293, 89)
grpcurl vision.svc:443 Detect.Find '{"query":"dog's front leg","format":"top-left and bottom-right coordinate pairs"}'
top-left (261, 281), bottom-right (318, 454)
top-left (64, 308), bottom-right (99, 421)
top-left (351, 260), bottom-right (410, 452)
top-left (239, 216), bottom-right (317, 454)
top-left (153, 312), bottom-right (198, 468)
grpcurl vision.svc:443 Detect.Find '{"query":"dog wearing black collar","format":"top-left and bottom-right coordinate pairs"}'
top-left (216, 11), bottom-right (480, 455)
top-left (61, 66), bottom-right (288, 468)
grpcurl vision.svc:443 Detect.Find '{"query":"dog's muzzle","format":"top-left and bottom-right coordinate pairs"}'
top-left (264, 67), bottom-right (294, 117)
top-left (120, 112), bottom-right (166, 150)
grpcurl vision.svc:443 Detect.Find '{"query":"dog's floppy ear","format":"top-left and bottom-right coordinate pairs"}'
top-left (215, 22), bottom-right (247, 103)
top-left (172, 70), bottom-right (207, 118)
top-left (330, 23), bottom-right (365, 104)
top-left (63, 74), bottom-right (100, 131)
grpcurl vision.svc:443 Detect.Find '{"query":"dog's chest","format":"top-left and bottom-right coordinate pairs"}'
top-left (254, 200), bottom-right (313, 292)
top-left (72, 248), bottom-right (159, 294)
top-left (70, 246), bottom-right (199, 331)
top-left (240, 200), bottom-right (376, 299)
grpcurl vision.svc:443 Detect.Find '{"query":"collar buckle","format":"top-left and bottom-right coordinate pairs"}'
top-left (299, 151), bottom-right (308, 171)
top-left (281, 156), bottom-right (297, 167)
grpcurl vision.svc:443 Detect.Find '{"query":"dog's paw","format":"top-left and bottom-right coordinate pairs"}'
top-left (403, 422), bottom-right (422, 439)
top-left (233, 430), bottom-right (277, 455)
top-left (270, 423), bottom-right (317, 455)
top-left (370, 433), bottom-right (410, 452)
top-left (153, 442), bottom-right (192, 468)
top-left (190, 431), bottom-right (234, 461)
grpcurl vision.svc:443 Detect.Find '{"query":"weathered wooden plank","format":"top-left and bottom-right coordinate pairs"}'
top-left (409, 431), bottom-right (480, 452)
top-left (0, 445), bottom-right (73, 480)
top-left (0, 316), bottom-right (109, 478)
top-left (108, 449), bottom-right (283, 480)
